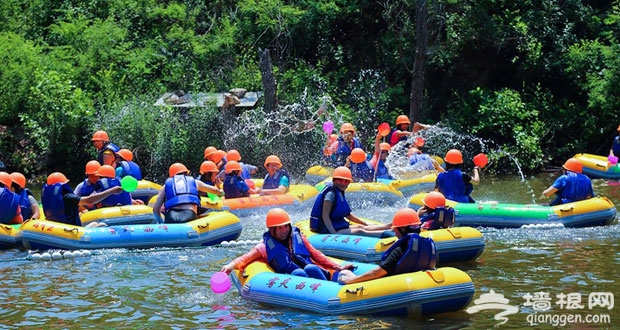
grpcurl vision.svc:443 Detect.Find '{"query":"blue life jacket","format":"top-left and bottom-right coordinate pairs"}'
top-left (349, 160), bottom-right (374, 182)
top-left (41, 183), bottom-right (81, 226)
top-left (334, 137), bottom-right (363, 166)
top-left (97, 177), bottom-right (132, 207)
top-left (420, 206), bottom-right (455, 230)
top-left (436, 169), bottom-right (470, 203)
top-left (613, 136), bottom-right (620, 156)
top-left (381, 233), bottom-right (437, 275)
top-left (264, 227), bottom-right (316, 274)
top-left (164, 175), bottom-right (201, 209)
top-left (263, 169), bottom-right (290, 190)
top-left (17, 188), bottom-right (34, 220)
top-left (0, 187), bottom-right (20, 224)
top-left (375, 159), bottom-right (392, 179)
top-left (408, 153), bottom-right (435, 171)
top-left (553, 172), bottom-right (594, 205)
top-left (223, 174), bottom-right (250, 199)
top-left (119, 161), bottom-right (142, 180)
top-left (97, 142), bottom-right (120, 164)
top-left (310, 184), bottom-right (352, 233)
top-left (238, 162), bottom-right (252, 180)
top-left (77, 179), bottom-right (98, 197)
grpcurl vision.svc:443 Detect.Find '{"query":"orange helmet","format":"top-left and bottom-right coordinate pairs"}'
top-left (379, 142), bottom-right (391, 152)
top-left (396, 115), bottom-right (410, 126)
top-left (0, 172), bottom-right (13, 188)
top-left (226, 150), bottom-right (242, 162)
top-left (96, 165), bottom-right (116, 178)
top-left (10, 172), bottom-right (27, 189)
top-left (407, 147), bottom-right (421, 157)
top-left (84, 160), bottom-right (101, 175)
top-left (339, 123), bottom-right (355, 134)
top-left (225, 160), bottom-right (242, 174)
top-left (169, 163), bottom-right (189, 177)
top-left (91, 130), bottom-right (109, 141)
top-left (414, 136), bottom-right (425, 148)
top-left (563, 158), bottom-right (583, 174)
top-left (212, 150), bottom-right (226, 164)
top-left (350, 148), bottom-right (367, 163)
top-left (266, 208), bottom-right (291, 228)
top-left (203, 146), bottom-right (217, 159)
top-left (328, 134), bottom-right (339, 144)
top-left (264, 155), bottom-right (282, 168)
top-left (332, 166), bottom-right (353, 181)
top-left (200, 161), bottom-right (218, 174)
top-left (444, 149), bottom-right (463, 164)
top-left (423, 192), bottom-right (446, 209)
top-left (391, 208), bottom-right (421, 228)
top-left (117, 149), bottom-right (133, 161)
top-left (47, 172), bottom-right (69, 185)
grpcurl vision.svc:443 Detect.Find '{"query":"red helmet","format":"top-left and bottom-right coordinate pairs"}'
top-left (264, 155), bottom-right (282, 168)
top-left (200, 161), bottom-right (218, 174)
top-left (96, 165), bottom-right (116, 178)
top-left (10, 172), bottom-right (26, 189)
top-left (226, 150), bottom-right (242, 162)
top-left (423, 192), bottom-right (446, 209)
top-left (47, 172), bottom-right (69, 185)
top-left (265, 208), bottom-right (291, 228)
top-left (0, 172), bottom-right (13, 188)
top-left (225, 160), bottom-right (242, 174)
top-left (444, 149), bottom-right (463, 164)
top-left (563, 158), bottom-right (583, 174)
top-left (392, 208), bottom-right (421, 228)
top-left (350, 148), bottom-right (367, 163)
top-left (396, 115), bottom-right (411, 126)
top-left (91, 130), bottom-right (109, 141)
top-left (203, 146), bottom-right (217, 159)
top-left (117, 149), bottom-right (133, 161)
top-left (332, 166), bottom-right (353, 181)
top-left (169, 163), bottom-right (190, 177)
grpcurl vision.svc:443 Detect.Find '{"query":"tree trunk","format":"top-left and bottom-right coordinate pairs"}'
top-left (409, 0), bottom-right (428, 123)
top-left (259, 48), bottom-right (277, 113)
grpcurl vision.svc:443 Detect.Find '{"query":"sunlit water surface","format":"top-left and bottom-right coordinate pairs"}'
top-left (1, 174), bottom-right (618, 329)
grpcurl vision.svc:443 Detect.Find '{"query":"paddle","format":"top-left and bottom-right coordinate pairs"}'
top-left (211, 271), bottom-right (231, 294)
top-left (120, 176), bottom-right (139, 193)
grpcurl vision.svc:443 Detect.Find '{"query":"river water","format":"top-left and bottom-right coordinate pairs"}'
top-left (1, 173), bottom-right (618, 329)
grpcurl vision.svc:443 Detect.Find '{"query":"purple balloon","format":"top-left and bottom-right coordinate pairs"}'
top-left (322, 121), bottom-right (334, 134)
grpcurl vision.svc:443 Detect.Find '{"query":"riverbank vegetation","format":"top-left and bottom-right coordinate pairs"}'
top-left (0, 0), bottom-right (618, 180)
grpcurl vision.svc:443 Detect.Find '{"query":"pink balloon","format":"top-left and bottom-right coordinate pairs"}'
top-left (322, 121), bottom-right (334, 134)
top-left (211, 271), bottom-right (231, 294)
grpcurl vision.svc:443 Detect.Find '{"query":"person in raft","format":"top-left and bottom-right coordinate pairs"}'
top-left (197, 161), bottom-right (222, 196)
top-left (260, 155), bottom-right (291, 195)
top-left (10, 172), bottom-right (40, 220)
top-left (220, 208), bottom-right (355, 280)
top-left (328, 123), bottom-right (364, 167)
top-left (309, 166), bottom-right (393, 237)
top-left (222, 160), bottom-right (260, 199)
top-left (388, 115), bottom-right (413, 147)
top-left (609, 125), bottom-right (620, 158)
top-left (369, 132), bottom-right (394, 180)
top-left (417, 191), bottom-right (455, 230)
top-left (114, 149), bottom-right (143, 180)
top-left (435, 149), bottom-right (480, 203)
top-left (337, 208), bottom-right (436, 284)
top-left (152, 163), bottom-right (223, 224)
top-left (41, 172), bottom-right (123, 228)
top-left (93, 165), bottom-right (142, 207)
top-left (91, 130), bottom-right (120, 166)
top-left (0, 171), bottom-right (23, 224)
top-left (345, 148), bottom-right (375, 182)
top-left (540, 158), bottom-right (594, 206)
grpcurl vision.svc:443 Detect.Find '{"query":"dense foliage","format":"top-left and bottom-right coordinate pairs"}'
top-left (0, 0), bottom-right (618, 181)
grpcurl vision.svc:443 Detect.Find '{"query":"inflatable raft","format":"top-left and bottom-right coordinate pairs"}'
top-left (315, 180), bottom-right (404, 207)
top-left (295, 220), bottom-right (484, 264)
top-left (230, 261), bottom-right (474, 316)
top-left (377, 172), bottom-right (437, 196)
top-left (131, 180), bottom-right (162, 204)
top-left (79, 205), bottom-right (155, 226)
top-left (409, 193), bottom-right (617, 228)
top-left (20, 211), bottom-right (242, 250)
top-left (573, 153), bottom-right (620, 180)
top-left (0, 224), bottom-right (22, 249)
top-left (305, 165), bottom-right (333, 185)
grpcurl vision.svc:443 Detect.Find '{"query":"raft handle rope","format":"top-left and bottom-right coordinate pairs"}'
top-left (345, 287), bottom-right (364, 294)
